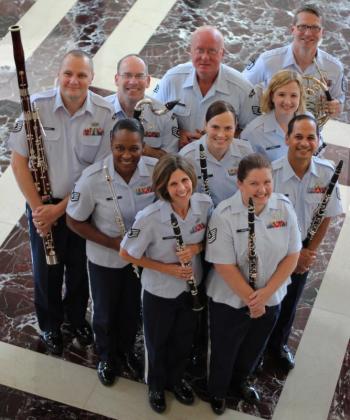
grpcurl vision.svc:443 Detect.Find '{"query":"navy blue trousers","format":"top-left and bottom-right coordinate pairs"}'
top-left (208, 299), bottom-right (280, 398)
top-left (27, 206), bottom-right (89, 332)
top-left (268, 271), bottom-right (309, 352)
top-left (88, 261), bottom-right (141, 365)
top-left (143, 290), bottom-right (196, 391)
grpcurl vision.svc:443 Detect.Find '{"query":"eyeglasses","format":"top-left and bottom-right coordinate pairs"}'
top-left (296, 24), bottom-right (322, 33)
top-left (119, 73), bottom-right (148, 80)
top-left (193, 48), bottom-right (221, 57)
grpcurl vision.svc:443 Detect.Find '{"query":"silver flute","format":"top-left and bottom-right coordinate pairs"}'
top-left (103, 165), bottom-right (140, 278)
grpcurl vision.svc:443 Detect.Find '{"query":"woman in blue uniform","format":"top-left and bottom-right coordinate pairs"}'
top-left (205, 153), bottom-right (301, 415)
top-left (66, 118), bottom-right (157, 386)
top-left (120, 154), bottom-right (212, 413)
top-left (180, 100), bottom-right (253, 207)
top-left (240, 70), bottom-right (306, 162)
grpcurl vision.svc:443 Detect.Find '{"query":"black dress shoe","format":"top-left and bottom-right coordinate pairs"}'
top-left (240, 382), bottom-right (260, 403)
top-left (41, 330), bottom-right (63, 355)
top-left (279, 345), bottom-right (295, 372)
top-left (97, 361), bottom-right (116, 386)
top-left (74, 322), bottom-right (93, 346)
top-left (148, 389), bottom-right (166, 413)
top-left (173, 379), bottom-right (194, 405)
top-left (210, 396), bottom-right (226, 415)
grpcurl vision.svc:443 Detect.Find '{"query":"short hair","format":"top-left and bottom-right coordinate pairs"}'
top-left (205, 100), bottom-right (237, 124)
top-left (110, 118), bottom-right (144, 142)
top-left (190, 26), bottom-right (224, 49)
top-left (293, 4), bottom-right (322, 24)
top-left (60, 49), bottom-right (94, 73)
top-left (287, 114), bottom-right (320, 138)
top-left (261, 70), bottom-right (306, 114)
top-left (116, 54), bottom-right (149, 75)
top-left (152, 154), bottom-right (197, 202)
top-left (237, 153), bottom-right (272, 182)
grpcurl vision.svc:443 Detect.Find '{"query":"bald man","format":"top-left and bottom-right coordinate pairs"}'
top-left (154, 26), bottom-right (258, 148)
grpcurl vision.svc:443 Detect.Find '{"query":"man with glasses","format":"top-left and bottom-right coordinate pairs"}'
top-left (105, 54), bottom-right (179, 158)
top-left (243, 4), bottom-right (345, 118)
top-left (153, 26), bottom-right (258, 148)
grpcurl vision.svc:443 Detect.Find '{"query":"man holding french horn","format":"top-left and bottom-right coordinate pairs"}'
top-left (243, 4), bottom-right (345, 121)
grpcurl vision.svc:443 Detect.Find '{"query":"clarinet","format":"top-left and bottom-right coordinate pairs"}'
top-left (314, 141), bottom-right (327, 157)
top-left (248, 197), bottom-right (257, 290)
top-left (303, 160), bottom-right (343, 248)
top-left (133, 98), bottom-right (184, 120)
top-left (170, 213), bottom-right (204, 312)
top-left (10, 25), bottom-right (58, 265)
top-left (103, 165), bottom-right (140, 278)
top-left (199, 144), bottom-right (211, 197)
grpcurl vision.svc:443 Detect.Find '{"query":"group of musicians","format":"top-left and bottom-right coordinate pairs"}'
top-left (8, 3), bottom-right (345, 416)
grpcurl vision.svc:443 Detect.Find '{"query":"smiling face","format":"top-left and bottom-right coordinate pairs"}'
top-left (272, 81), bottom-right (301, 118)
top-left (291, 11), bottom-right (323, 52)
top-left (286, 118), bottom-right (319, 163)
top-left (205, 111), bottom-right (236, 159)
top-left (111, 128), bottom-right (143, 178)
top-left (115, 56), bottom-right (150, 105)
top-left (237, 167), bottom-right (273, 213)
top-left (166, 169), bottom-right (193, 209)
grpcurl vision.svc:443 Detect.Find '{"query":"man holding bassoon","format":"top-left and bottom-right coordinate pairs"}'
top-left (9, 27), bottom-right (114, 355)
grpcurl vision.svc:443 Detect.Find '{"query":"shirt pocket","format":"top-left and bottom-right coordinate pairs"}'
top-left (305, 192), bottom-right (323, 215)
top-left (43, 126), bottom-right (61, 154)
top-left (75, 135), bottom-right (102, 165)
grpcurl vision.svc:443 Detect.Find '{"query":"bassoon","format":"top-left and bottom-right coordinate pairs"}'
top-left (9, 25), bottom-right (58, 265)
top-left (170, 212), bottom-right (204, 311)
top-left (302, 160), bottom-right (343, 248)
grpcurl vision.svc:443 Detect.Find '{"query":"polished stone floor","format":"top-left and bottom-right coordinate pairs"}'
top-left (0, 1), bottom-right (349, 419)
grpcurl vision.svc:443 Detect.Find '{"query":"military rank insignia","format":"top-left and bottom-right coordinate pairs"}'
top-left (252, 106), bottom-right (261, 115)
top-left (172, 127), bottom-right (180, 138)
top-left (207, 228), bottom-right (217, 244)
top-left (10, 120), bottom-right (23, 132)
top-left (127, 228), bottom-right (140, 238)
top-left (227, 167), bottom-right (238, 176)
top-left (70, 191), bottom-right (80, 202)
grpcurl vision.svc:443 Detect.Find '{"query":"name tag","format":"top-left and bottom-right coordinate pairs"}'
top-left (162, 235), bottom-right (176, 240)
top-left (236, 227), bottom-right (249, 233)
top-left (266, 145), bottom-right (281, 150)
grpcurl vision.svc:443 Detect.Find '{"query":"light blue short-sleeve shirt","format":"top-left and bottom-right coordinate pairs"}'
top-left (66, 154), bottom-right (157, 268)
top-left (121, 193), bottom-right (213, 298)
top-left (105, 94), bottom-right (179, 153)
top-left (8, 88), bottom-right (115, 198)
top-left (180, 134), bottom-right (253, 206)
top-left (153, 62), bottom-right (259, 131)
top-left (205, 191), bottom-right (302, 308)
top-left (272, 155), bottom-right (343, 240)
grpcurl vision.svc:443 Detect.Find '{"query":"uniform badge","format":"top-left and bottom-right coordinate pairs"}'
top-left (341, 76), bottom-right (347, 93)
top-left (70, 191), bottom-right (80, 202)
top-left (207, 228), bottom-right (217, 244)
top-left (227, 167), bottom-right (238, 176)
top-left (190, 222), bottom-right (206, 234)
top-left (112, 113), bottom-right (118, 120)
top-left (127, 228), bottom-right (140, 238)
top-left (252, 106), bottom-right (261, 115)
top-left (246, 57), bottom-right (256, 71)
top-left (307, 184), bottom-right (327, 194)
top-left (83, 122), bottom-right (104, 136)
top-left (11, 120), bottom-right (23, 132)
top-left (153, 84), bottom-right (160, 93)
top-left (249, 89), bottom-right (256, 98)
top-left (135, 185), bottom-right (153, 195)
top-left (172, 127), bottom-right (180, 138)
top-left (266, 220), bottom-right (287, 229)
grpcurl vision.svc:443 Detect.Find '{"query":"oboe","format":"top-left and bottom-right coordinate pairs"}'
top-left (199, 144), bottom-right (211, 197)
top-left (133, 98), bottom-right (184, 120)
top-left (170, 213), bottom-right (204, 312)
top-left (303, 160), bottom-right (343, 248)
top-left (248, 197), bottom-right (257, 290)
top-left (9, 25), bottom-right (58, 265)
top-left (103, 165), bottom-right (140, 278)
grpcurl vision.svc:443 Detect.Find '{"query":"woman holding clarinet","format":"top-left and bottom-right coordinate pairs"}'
top-left (66, 118), bottom-right (157, 386)
top-left (205, 153), bottom-right (301, 415)
top-left (120, 154), bottom-right (212, 414)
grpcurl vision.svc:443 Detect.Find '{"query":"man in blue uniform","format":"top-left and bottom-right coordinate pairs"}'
top-left (243, 5), bottom-right (345, 119)
top-left (106, 54), bottom-right (179, 158)
top-left (269, 114), bottom-right (343, 371)
top-left (9, 50), bottom-right (114, 355)
top-left (153, 26), bottom-right (258, 148)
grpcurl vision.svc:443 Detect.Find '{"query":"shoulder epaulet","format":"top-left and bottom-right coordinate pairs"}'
top-left (274, 192), bottom-right (291, 204)
top-left (180, 141), bottom-right (197, 157)
top-left (31, 89), bottom-right (56, 102)
top-left (89, 91), bottom-right (114, 112)
top-left (313, 156), bottom-right (335, 170)
top-left (318, 49), bottom-right (343, 68)
top-left (164, 62), bottom-right (192, 77)
top-left (194, 192), bottom-right (212, 204)
top-left (223, 64), bottom-right (252, 91)
top-left (137, 201), bottom-right (161, 219)
top-left (81, 159), bottom-right (104, 177)
top-left (142, 156), bottom-right (158, 167)
top-left (234, 137), bottom-right (253, 153)
top-left (260, 46), bottom-right (287, 60)
top-left (215, 197), bottom-right (232, 214)
top-left (272, 157), bottom-right (284, 171)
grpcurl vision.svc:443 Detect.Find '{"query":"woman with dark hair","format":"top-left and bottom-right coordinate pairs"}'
top-left (180, 100), bottom-right (253, 207)
top-left (241, 70), bottom-right (306, 162)
top-left (120, 154), bottom-right (212, 414)
top-left (205, 153), bottom-right (301, 414)
top-left (66, 118), bottom-right (157, 386)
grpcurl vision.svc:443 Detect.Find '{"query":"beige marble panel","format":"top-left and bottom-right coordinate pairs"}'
top-left (323, 120), bottom-right (350, 148)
